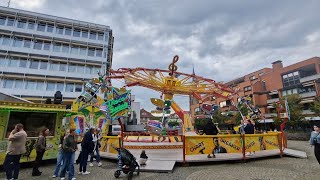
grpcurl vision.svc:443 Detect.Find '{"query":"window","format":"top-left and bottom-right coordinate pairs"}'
top-left (62, 44), bottom-right (69, 53)
top-left (68, 64), bottom-right (77, 72)
top-left (59, 63), bottom-right (67, 71)
top-left (0, 16), bottom-right (6, 25)
top-left (36, 81), bottom-right (44, 90)
top-left (29, 60), bottom-right (39, 69)
top-left (23, 39), bottom-right (32, 48)
top-left (25, 80), bottom-right (36, 89)
top-left (6, 112), bottom-right (57, 137)
top-left (85, 65), bottom-right (92, 74)
top-left (46, 82), bottom-right (56, 91)
top-left (75, 84), bottom-right (82, 92)
top-left (88, 48), bottom-right (95, 56)
top-left (43, 42), bottom-right (51, 50)
top-left (50, 62), bottom-right (59, 71)
top-left (82, 31), bottom-right (88, 38)
top-left (244, 86), bottom-right (252, 92)
top-left (71, 46), bottom-right (79, 55)
top-left (92, 67), bottom-right (100, 74)
top-left (33, 41), bottom-right (43, 50)
top-left (3, 79), bottom-right (14, 88)
top-left (8, 58), bottom-right (19, 67)
top-left (77, 65), bottom-right (84, 73)
top-left (6, 18), bottom-right (15, 26)
top-left (13, 38), bottom-right (23, 47)
top-left (40, 61), bottom-right (48, 70)
top-left (56, 26), bottom-right (64, 34)
top-left (14, 79), bottom-right (24, 89)
top-left (98, 33), bottom-right (104, 40)
top-left (47, 24), bottom-right (54, 32)
top-left (19, 58), bottom-right (27, 68)
top-left (73, 29), bottom-right (81, 37)
top-left (27, 21), bottom-right (35, 29)
top-left (37, 23), bottom-right (46, 32)
top-left (89, 31), bottom-right (97, 40)
top-left (65, 27), bottom-right (72, 36)
top-left (79, 47), bottom-right (87, 55)
top-left (65, 83), bottom-right (74, 92)
top-left (259, 72), bottom-right (264, 76)
top-left (53, 42), bottom-right (61, 52)
top-left (262, 81), bottom-right (266, 91)
top-left (56, 82), bottom-right (64, 91)
top-left (96, 49), bottom-right (102, 57)
top-left (249, 76), bottom-right (256, 80)
top-left (0, 56), bottom-right (8, 66)
top-left (2, 36), bottom-right (11, 46)
top-left (282, 71), bottom-right (300, 87)
top-left (17, 20), bottom-right (26, 29)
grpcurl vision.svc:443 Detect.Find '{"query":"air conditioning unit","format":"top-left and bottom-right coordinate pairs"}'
top-left (279, 113), bottom-right (288, 119)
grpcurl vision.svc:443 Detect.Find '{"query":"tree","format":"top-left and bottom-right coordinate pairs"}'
top-left (211, 110), bottom-right (228, 124)
top-left (284, 94), bottom-right (304, 130)
top-left (311, 96), bottom-right (320, 116)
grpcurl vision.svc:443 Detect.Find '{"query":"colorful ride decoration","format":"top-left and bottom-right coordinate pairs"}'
top-left (105, 55), bottom-right (238, 133)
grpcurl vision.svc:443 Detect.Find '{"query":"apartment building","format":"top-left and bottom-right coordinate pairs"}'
top-left (0, 6), bottom-right (114, 104)
top-left (191, 57), bottom-right (320, 121)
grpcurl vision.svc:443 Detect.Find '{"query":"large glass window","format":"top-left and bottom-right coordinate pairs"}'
top-left (65, 27), bottom-right (72, 36)
top-left (23, 39), bottom-right (32, 48)
top-left (0, 16), bottom-right (6, 25)
top-left (79, 47), bottom-right (87, 55)
top-left (56, 82), bottom-right (64, 91)
top-left (89, 31), bottom-right (97, 40)
top-left (85, 65), bottom-right (92, 74)
top-left (47, 24), bottom-right (54, 32)
top-left (56, 26), bottom-right (64, 34)
top-left (96, 49), bottom-right (102, 57)
top-left (75, 84), bottom-right (82, 92)
top-left (53, 42), bottom-right (61, 52)
top-left (8, 58), bottom-right (19, 67)
top-left (2, 36), bottom-right (11, 46)
top-left (6, 18), bottom-right (15, 26)
top-left (77, 65), bottom-right (84, 73)
top-left (0, 56), bottom-right (8, 66)
top-left (82, 31), bottom-right (88, 38)
top-left (6, 112), bottom-right (57, 137)
top-left (29, 60), bottom-right (39, 69)
top-left (13, 38), bottom-right (23, 47)
top-left (71, 46), bottom-right (79, 55)
top-left (50, 62), bottom-right (59, 71)
top-left (59, 63), bottom-right (67, 71)
top-left (43, 42), bottom-right (51, 50)
top-left (27, 21), bottom-right (35, 29)
top-left (68, 64), bottom-right (77, 72)
top-left (37, 23), bottom-right (46, 32)
top-left (36, 81), bottom-right (44, 90)
top-left (65, 83), bottom-right (74, 92)
top-left (14, 79), bottom-right (24, 89)
top-left (62, 44), bottom-right (69, 53)
top-left (17, 20), bottom-right (26, 29)
top-left (19, 58), bottom-right (27, 68)
top-left (33, 41), bottom-right (43, 50)
top-left (98, 33), bottom-right (104, 40)
top-left (39, 61), bottom-right (48, 70)
top-left (282, 71), bottom-right (300, 87)
top-left (25, 80), bottom-right (36, 89)
top-left (3, 79), bottom-right (14, 88)
top-left (73, 29), bottom-right (81, 37)
top-left (46, 82), bottom-right (56, 91)
top-left (88, 48), bottom-right (95, 56)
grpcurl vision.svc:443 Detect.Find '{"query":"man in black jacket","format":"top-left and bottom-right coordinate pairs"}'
top-left (203, 120), bottom-right (219, 158)
top-left (79, 128), bottom-right (94, 175)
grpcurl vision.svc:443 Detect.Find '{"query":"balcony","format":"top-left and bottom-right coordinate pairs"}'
top-left (267, 98), bottom-right (279, 104)
top-left (302, 110), bottom-right (315, 115)
top-left (300, 74), bottom-right (320, 83)
top-left (300, 91), bottom-right (317, 98)
top-left (264, 113), bottom-right (277, 118)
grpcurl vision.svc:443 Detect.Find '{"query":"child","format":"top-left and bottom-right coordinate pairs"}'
top-left (139, 150), bottom-right (148, 166)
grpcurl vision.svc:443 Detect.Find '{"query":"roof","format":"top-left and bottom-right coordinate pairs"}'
top-left (140, 108), bottom-right (154, 118)
top-left (0, 101), bottom-right (70, 112)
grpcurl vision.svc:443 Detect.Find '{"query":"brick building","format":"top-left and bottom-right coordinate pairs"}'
top-left (140, 108), bottom-right (154, 124)
top-left (191, 57), bottom-right (320, 121)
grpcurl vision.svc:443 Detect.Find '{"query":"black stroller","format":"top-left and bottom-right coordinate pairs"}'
top-left (114, 147), bottom-right (140, 180)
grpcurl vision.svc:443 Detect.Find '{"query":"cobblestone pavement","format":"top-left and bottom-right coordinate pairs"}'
top-left (1, 140), bottom-right (319, 180)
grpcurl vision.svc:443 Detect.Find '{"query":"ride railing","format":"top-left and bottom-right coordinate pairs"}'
top-left (182, 132), bottom-right (283, 163)
top-left (99, 136), bottom-right (122, 155)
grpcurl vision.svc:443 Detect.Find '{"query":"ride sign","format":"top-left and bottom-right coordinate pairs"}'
top-left (106, 87), bottom-right (131, 120)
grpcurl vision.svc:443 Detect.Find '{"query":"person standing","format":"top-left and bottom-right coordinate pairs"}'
top-left (52, 132), bottom-right (67, 178)
top-left (244, 119), bottom-right (255, 156)
top-left (32, 128), bottom-right (49, 176)
top-left (4, 124), bottom-right (27, 180)
top-left (79, 128), bottom-right (94, 175)
top-left (60, 129), bottom-right (77, 180)
top-left (89, 128), bottom-right (102, 167)
top-left (203, 120), bottom-right (219, 158)
top-left (310, 124), bottom-right (320, 164)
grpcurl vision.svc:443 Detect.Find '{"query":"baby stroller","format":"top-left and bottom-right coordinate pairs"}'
top-left (114, 147), bottom-right (140, 180)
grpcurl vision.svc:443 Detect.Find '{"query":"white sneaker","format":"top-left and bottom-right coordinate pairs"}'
top-left (60, 178), bottom-right (65, 180)
top-left (82, 171), bottom-right (90, 175)
top-left (71, 178), bottom-right (76, 180)
top-left (52, 175), bottom-right (57, 178)
top-left (98, 162), bottom-right (102, 167)
top-left (78, 172), bottom-right (82, 175)
top-left (89, 163), bottom-right (94, 167)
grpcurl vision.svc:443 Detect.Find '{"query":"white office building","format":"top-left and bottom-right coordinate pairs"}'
top-left (0, 6), bottom-right (114, 104)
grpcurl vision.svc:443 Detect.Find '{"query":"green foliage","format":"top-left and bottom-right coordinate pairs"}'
top-left (211, 110), bottom-right (228, 124)
top-left (235, 105), bottom-right (249, 124)
top-left (282, 94), bottom-right (304, 130)
top-left (311, 96), bottom-right (320, 116)
top-left (168, 120), bottom-right (179, 127)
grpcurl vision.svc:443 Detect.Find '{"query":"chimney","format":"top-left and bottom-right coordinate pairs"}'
top-left (272, 60), bottom-right (283, 70)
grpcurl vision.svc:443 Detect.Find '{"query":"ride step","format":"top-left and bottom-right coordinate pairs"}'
top-left (139, 160), bottom-right (176, 173)
top-left (283, 148), bottom-right (307, 159)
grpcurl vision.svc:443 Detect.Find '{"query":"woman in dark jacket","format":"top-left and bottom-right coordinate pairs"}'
top-left (32, 128), bottom-right (49, 176)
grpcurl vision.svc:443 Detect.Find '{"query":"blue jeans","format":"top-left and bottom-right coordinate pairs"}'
top-left (53, 149), bottom-right (64, 176)
top-left (59, 152), bottom-right (75, 180)
top-left (79, 150), bottom-right (90, 172)
top-left (4, 154), bottom-right (21, 179)
top-left (90, 148), bottom-right (101, 163)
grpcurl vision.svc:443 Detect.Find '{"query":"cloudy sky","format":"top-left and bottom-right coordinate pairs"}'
top-left (4, 0), bottom-right (320, 111)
